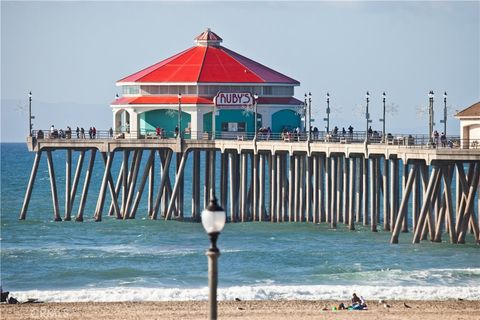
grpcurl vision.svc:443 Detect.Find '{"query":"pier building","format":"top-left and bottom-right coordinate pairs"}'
top-left (456, 101), bottom-right (480, 148)
top-left (112, 29), bottom-right (302, 138)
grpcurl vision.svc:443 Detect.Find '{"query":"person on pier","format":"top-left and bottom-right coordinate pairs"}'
top-left (348, 125), bottom-right (354, 136)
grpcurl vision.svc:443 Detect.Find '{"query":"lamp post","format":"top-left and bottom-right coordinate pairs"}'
top-left (381, 92), bottom-right (386, 143)
top-left (428, 90), bottom-right (434, 145)
top-left (324, 92), bottom-right (330, 133)
top-left (201, 196), bottom-right (226, 320)
top-left (365, 91), bottom-right (371, 142)
top-left (307, 92), bottom-right (312, 141)
top-left (177, 93), bottom-right (182, 139)
top-left (303, 94), bottom-right (307, 139)
top-left (28, 92), bottom-right (33, 136)
top-left (253, 93), bottom-right (259, 141)
top-left (440, 91), bottom-right (447, 136)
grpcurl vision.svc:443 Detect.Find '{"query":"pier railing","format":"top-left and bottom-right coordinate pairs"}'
top-left (31, 129), bottom-right (475, 149)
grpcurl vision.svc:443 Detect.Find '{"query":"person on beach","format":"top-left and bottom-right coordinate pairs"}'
top-left (352, 293), bottom-right (361, 305)
top-left (351, 293), bottom-right (367, 310)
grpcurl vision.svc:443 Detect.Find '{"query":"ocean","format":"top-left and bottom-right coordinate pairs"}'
top-left (1, 143), bottom-right (479, 302)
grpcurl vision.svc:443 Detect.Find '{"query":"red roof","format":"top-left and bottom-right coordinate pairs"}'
top-left (112, 96), bottom-right (302, 106)
top-left (118, 31), bottom-right (299, 85)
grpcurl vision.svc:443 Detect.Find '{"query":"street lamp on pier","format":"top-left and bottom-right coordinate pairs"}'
top-left (177, 93), bottom-right (182, 139)
top-left (324, 92), bottom-right (330, 133)
top-left (28, 92), bottom-right (33, 137)
top-left (253, 93), bottom-right (259, 141)
top-left (440, 91), bottom-right (447, 136)
top-left (428, 90), bottom-right (434, 145)
top-left (201, 196), bottom-right (226, 320)
top-left (365, 91), bottom-right (371, 142)
top-left (306, 92), bottom-right (312, 141)
top-left (303, 94), bottom-right (307, 138)
top-left (379, 92), bottom-right (386, 143)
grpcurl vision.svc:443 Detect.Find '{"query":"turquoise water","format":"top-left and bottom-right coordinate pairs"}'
top-left (1, 143), bottom-right (479, 302)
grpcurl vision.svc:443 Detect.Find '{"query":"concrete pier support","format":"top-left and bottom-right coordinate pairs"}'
top-left (130, 150), bottom-right (155, 219)
top-left (252, 153), bottom-right (259, 221)
top-left (148, 153), bottom-right (154, 216)
top-left (383, 158), bottom-right (390, 231)
top-left (312, 155), bottom-right (319, 224)
top-left (294, 155), bottom-right (300, 222)
top-left (45, 150), bottom-right (61, 221)
top-left (258, 153), bottom-right (265, 221)
top-left (348, 157), bottom-right (356, 230)
top-left (76, 149), bottom-right (96, 222)
top-left (94, 151), bottom-right (116, 221)
top-left (240, 152), bottom-right (248, 222)
top-left (362, 157), bottom-right (369, 226)
top-left (370, 158), bottom-right (377, 232)
top-left (20, 151), bottom-right (42, 220)
top-left (319, 155), bottom-right (326, 223)
top-left (152, 150), bottom-right (172, 220)
top-left (343, 156), bottom-right (350, 226)
top-left (228, 151), bottom-right (238, 222)
top-left (192, 150), bottom-right (201, 220)
top-left (276, 153), bottom-right (282, 222)
top-left (288, 154), bottom-right (294, 222)
top-left (64, 149), bottom-right (72, 221)
top-left (305, 155), bottom-right (311, 222)
top-left (331, 156), bottom-right (337, 228)
top-left (325, 156), bottom-right (331, 224)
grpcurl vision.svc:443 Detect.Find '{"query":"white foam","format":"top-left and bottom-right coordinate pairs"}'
top-left (11, 284), bottom-right (480, 303)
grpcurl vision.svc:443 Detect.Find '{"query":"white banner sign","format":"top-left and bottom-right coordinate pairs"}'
top-left (214, 92), bottom-right (253, 108)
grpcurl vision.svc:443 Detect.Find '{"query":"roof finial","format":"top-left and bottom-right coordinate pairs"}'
top-left (194, 28), bottom-right (222, 47)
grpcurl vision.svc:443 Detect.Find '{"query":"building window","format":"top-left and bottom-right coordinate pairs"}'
top-left (123, 85), bottom-right (140, 95)
top-left (222, 122), bottom-right (245, 132)
top-left (262, 86), bottom-right (293, 96)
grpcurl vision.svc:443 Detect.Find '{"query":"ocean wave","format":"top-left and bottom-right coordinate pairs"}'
top-left (11, 284), bottom-right (480, 303)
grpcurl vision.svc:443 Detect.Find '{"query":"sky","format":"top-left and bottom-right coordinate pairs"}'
top-left (1, 0), bottom-right (479, 142)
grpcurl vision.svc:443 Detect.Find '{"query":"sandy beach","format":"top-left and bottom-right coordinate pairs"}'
top-left (2, 299), bottom-right (480, 320)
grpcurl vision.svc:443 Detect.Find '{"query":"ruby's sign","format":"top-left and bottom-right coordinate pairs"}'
top-left (214, 92), bottom-right (253, 108)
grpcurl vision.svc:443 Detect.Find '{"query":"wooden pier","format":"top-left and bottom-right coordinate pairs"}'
top-left (19, 136), bottom-right (480, 244)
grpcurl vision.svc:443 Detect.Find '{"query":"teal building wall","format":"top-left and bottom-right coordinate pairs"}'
top-left (140, 110), bottom-right (191, 136)
top-left (272, 110), bottom-right (300, 133)
top-left (204, 110), bottom-right (264, 134)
